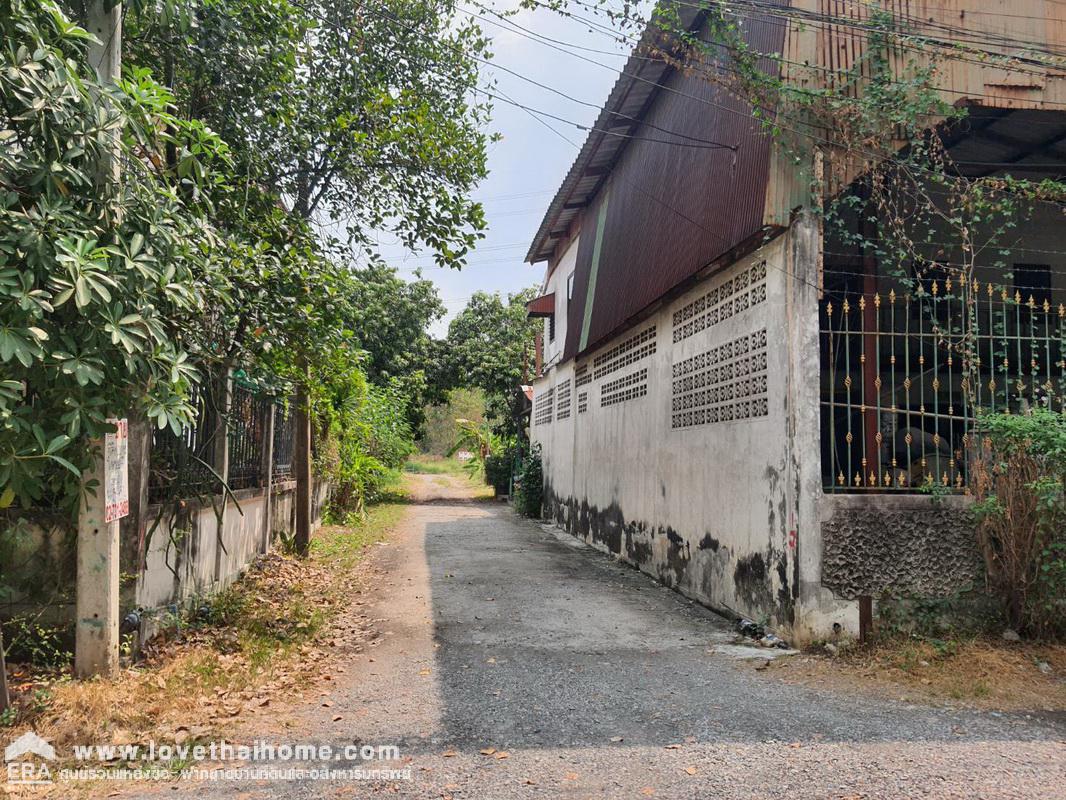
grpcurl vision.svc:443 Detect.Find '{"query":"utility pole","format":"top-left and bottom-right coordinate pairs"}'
top-left (87, 1), bottom-right (121, 184)
top-left (75, 1), bottom-right (123, 680)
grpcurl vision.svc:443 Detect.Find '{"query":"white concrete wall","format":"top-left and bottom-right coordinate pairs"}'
top-left (532, 219), bottom-right (848, 641)
top-left (135, 480), bottom-right (328, 617)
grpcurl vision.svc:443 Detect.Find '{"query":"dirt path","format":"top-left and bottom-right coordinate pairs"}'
top-left (120, 478), bottom-right (1065, 799)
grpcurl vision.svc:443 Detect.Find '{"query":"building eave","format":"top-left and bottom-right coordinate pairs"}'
top-left (524, 4), bottom-right (707, 265)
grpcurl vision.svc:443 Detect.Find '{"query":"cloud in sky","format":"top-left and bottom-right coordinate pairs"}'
top-left (364, 5), bottom-right (633, 337)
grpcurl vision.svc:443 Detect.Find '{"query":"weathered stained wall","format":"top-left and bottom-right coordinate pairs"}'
top-left (820, 495), bottom-right (981, 600)
top-left (532, 226), bottom-right (829, 636)
top-left (532, 213), bottom-right (988, 642)
top-left (136, 479), bottom-right (329, 614)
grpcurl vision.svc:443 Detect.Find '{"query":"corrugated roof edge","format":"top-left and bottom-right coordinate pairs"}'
top-left (523, 3), bottom-right (705, 265)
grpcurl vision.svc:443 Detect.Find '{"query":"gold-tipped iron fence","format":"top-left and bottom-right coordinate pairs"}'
top-left (821, 276), bottom-right (1065, 492)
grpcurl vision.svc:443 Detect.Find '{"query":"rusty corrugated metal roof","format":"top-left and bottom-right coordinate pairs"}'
top-left (524, 7), bottom-right (709, 265)
top-left (555, 2), bottom-right (791, 361)
top-left (526, 293), bottom-right (556, 317)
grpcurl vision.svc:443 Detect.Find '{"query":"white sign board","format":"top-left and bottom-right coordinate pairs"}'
top-left (104, 418), bottom-right (129, 522)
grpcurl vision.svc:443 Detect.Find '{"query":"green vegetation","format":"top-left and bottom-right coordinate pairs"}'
top-left (437, 289), bottom-right (540, 440)
top-left (403, 455), bottom-right (470, 476)
top-left (973, 409), bottom-right (1066, 637)
top-left (1, 0), bottom-right (493, 521)
top-left (513, 445), bottom-right (543, 518)
top-left (420, 388), bottom-right (487, 456)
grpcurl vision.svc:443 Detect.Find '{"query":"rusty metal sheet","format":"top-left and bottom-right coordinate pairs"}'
top-left (561, 2), bottom-right (790, 361)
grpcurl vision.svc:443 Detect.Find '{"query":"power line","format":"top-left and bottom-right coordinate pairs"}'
top-left (470, 85), bottom-right (736, 149)
top-left (489, 1), bottom-right (1066, 210)
top-left (605, 0), bottom-right (1066, 72)
top-left (473, 188), bottom-right (556, 201)
top-left (290, 0), bottom-right (737, 151)
top-left (548, 0), bottom-right (1066, 102)
top-left (291, 0), bottom-right (1066, 226)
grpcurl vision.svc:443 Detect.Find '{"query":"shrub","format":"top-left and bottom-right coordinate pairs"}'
top-left (313, 354), bottom-right (414, 519)
top-left (483, 452), bottom-right (512, 495)
top-left (513, 445), bottom-right (543, 518)
top-left (972, 409), bottom-right (1066, 637)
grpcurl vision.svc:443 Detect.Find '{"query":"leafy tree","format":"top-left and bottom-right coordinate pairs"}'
top-left (121, 0), bottom-right (492, 450)
top-left (345, 265), bottom-right (443, 383)
top-left (0, 0), bottom-right (228, 510)
top-left (123, 0), bottom-right (493, 266)
top-left (443, 288), bottom-right (540, 437)
top-left (342, 263), bottom-right (445, 429)
top-left (1, 0), bottom-right (495, 520)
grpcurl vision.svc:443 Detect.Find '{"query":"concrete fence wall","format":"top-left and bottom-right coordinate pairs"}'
top-left (135, 480), bottom-right (329, 615)
top-left (0, 416), bottom-right (329, 645)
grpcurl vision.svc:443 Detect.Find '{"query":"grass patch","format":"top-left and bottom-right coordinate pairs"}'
top-left (403, 454), bottom-right (470, 476)
top-left (402, 454), bottom-right (495, 501)
top-left (0, 499), bottom-right (409, 765)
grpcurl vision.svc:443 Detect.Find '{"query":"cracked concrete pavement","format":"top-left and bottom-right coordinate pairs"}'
top-left (121, 475), bottom-right (1065, 799)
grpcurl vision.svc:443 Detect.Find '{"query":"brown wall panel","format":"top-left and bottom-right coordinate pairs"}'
top-left (565, 4), bottom-right (788, 360)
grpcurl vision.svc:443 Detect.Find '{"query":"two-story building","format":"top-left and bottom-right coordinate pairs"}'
top-left (525, 0), bottom-right (1066, 643)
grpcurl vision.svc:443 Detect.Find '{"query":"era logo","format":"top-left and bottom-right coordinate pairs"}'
top-left (7, 761), bottom-right (53, 784)
top-left (5, 731), bottom-right (55, 785)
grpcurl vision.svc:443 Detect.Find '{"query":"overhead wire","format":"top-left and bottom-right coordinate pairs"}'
top-left (289, 0), bottom-right (1066, 270)
top-left (492, 83), bottom-right (832, 299)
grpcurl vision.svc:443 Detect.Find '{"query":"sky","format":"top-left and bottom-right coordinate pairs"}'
top-left (364, 6), bottom-right (635, 338)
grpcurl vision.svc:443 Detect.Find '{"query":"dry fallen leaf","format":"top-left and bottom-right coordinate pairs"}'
top-left (479, 748), bottom-right (497, 756)
top-left (419, 668), bottom-right (431, 676)
top-left (684, 766), bottom-right (697, 776)
top-left (494, 751), bottom-right (510, 760)
top-left (442, 750), bottom-right (458, 758)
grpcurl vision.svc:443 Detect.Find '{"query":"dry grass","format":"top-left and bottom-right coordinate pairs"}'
top-left (768, 636), bottom-right (1066, 711)
top-left (0, 499), bottom-right (408, 772)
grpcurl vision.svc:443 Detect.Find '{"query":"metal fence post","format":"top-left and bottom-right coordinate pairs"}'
top-left (261, 403), bottom-right (275, 553)
top-left (213, 370), bottom-right (232, 486)
top-left (294, 377), bottom-right (312, 557)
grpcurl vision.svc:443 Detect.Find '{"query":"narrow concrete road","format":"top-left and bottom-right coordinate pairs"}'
top-left (131, 475), bottom-right (1065, 799)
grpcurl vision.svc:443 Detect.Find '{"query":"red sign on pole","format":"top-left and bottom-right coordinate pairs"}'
top-left (104, 418), bottom-right (129, 523)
